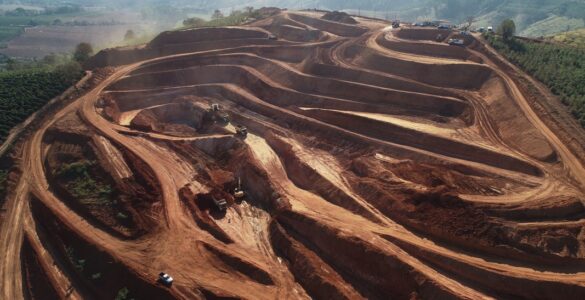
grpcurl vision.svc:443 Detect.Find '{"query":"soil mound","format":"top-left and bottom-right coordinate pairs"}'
top-left (321, 11), bottom-right (357, 24)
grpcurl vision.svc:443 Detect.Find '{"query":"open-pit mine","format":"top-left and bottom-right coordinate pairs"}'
top-left (2, 8), bottom-right (585, 300)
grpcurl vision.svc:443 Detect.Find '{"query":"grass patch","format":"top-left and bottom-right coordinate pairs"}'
top-left (57, 160), bottom-right (113, 205)
top-left (551, 28), bottom-right (585, 48)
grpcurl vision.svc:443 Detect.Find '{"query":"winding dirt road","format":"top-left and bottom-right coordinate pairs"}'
top-left (2, 10), bottom-right (585, 300)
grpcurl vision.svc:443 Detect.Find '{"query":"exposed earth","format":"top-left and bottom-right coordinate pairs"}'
top-left (2, 9), bottom-right (585, 300)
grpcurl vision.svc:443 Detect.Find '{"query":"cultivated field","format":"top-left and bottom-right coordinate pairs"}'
top-left (2, 9), bottom-right (585, 299)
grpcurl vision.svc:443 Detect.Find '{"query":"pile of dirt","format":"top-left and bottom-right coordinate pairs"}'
top-left (321, 11), bottom-right (357, 24)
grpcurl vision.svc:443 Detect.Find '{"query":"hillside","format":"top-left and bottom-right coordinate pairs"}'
top-left (550, 28), bottom-right (585, 48)
top-left (199, 0), bottom-right (585, 37)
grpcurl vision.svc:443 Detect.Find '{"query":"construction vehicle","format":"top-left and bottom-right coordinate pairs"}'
top-left (233, 177), bottom-right (245, 199)
top-left (391, 20), bottom-right (400, 28)
top-left (235, 125), bottom-right (248, 137)
top-left (212, 196), bottom-right (227, 212)
top-left (448, 38), bottom-right (465, 46)
top-left (208, 103), bottom-right (230, 123)
top-left (158, 272), bottom-right (174, 287)
top-left (268, 34), bottom-right (278, 40)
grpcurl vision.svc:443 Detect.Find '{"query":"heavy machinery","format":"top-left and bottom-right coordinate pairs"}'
top-left (392, 20), bottom-right (400, 28)
top-left (235, 125), bottom-right (248, 137)
top-left (233, 177), bottom-right (245, 199)
top-left (448, 38), bottom-right (465, 46)
top-left (212, 196), bottom-right (227, 212)
top-left (158, 272), bottom-right (174, 287)
top-left (208, 103), bottom-right (230, 123)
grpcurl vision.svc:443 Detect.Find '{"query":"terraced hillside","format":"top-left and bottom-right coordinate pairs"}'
top-left (2, 9), bottom-right (585, 299)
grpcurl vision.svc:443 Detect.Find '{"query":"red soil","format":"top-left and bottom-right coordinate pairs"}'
top-left (4, 10), bottom-right (585, 300)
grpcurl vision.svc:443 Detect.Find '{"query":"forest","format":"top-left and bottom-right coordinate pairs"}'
top-left (485, 34), bottom-right (585, 127)
top-left (0, 64), bottom-right (82, 142)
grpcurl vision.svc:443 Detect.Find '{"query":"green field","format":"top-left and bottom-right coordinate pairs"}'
top-left (485, 34), bottom-right (585, 127)
top-left (0, 11), bottom-right (97, 43)
top-left (551, 28), bottom-right (585, 48)
top-left (0, 64), bottom-right (82, 142)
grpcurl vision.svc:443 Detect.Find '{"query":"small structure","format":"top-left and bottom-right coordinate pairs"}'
top-left (212, 197), bottom-right (228, 212)
top-left (487, 26), bottom-right (493, 32)
top-left (478, 27), bottom-right (485, 33)
top-left (233, 177), bottom-right (245, 199)
top-left (158, 272), bottom-right (173, 287)
top-left (210, 103), bottom-right (220, 111)
top-left (235, 125), bottom-right (248, 137)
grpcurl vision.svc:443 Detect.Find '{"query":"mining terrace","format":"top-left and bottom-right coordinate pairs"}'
top-left (2, 8), bottom-right (585, 300)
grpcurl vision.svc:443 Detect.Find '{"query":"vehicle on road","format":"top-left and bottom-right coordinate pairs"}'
top-left (158, 272), bottom-right (173, 287)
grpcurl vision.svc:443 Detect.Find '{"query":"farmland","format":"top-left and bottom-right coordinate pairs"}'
top-left (0, 64), bottom-right (82, 142)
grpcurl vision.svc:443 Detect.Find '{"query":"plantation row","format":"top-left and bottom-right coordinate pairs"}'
top-left (0, 65), bottom-right (82, 143)
top-left (485, 34), bottom-right (585, 127)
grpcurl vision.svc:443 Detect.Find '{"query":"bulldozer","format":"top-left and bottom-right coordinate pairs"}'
top-left (233, 177), bottom-right (245, 199)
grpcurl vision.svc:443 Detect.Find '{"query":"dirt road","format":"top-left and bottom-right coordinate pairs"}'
top-left (3, 10), bottom-right (585, 299)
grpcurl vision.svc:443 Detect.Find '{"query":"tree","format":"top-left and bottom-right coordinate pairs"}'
top-left (73, 42), bottom-right (93, 63)
top-left (124, 30), bottom-right (135, 41)
top-left (212, 9), bottom-right (224, 20)
top-left (498, 19), bottom-right (516, 40)
top-left (183, 17), bottom-right (206, 27)
top-left (244, 6), bottom-right (254, 14)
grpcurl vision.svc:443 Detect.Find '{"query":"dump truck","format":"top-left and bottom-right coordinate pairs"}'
top-left (212, 197), bottom-right (227, 212)
top-left (158, 272), bottom-right (173, 287)
top-left (235, 125), bottom-right (248, 137)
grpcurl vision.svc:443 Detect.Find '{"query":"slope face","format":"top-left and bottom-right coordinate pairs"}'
top-left (4, 10), bottom-right (585, 300)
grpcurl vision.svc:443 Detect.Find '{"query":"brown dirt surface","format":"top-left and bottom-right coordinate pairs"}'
top-left (3, 10), bottom-right (585, 300)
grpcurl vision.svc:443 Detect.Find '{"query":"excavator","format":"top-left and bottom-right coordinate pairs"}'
top-left (233, 177), bottom-right (245, 199)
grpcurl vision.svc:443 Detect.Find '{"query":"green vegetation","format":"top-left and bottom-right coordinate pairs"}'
top-left (0, 62), bottom-right (82, 142)
top-left (0, 8), bottom-right (95, 43)
top-left (498, 19), bottom-right (516, 40)
top-left (182, 7), bottom-right (260, 29)
top-left (485, 34), bottom-right (585, 126)
top-left (73, 42), bottom-right (93, 63)
top-left (57, 160), bottom-right (113, 205)
top-left (551, 28), bottom-right (585, 48)
top-left (0, 169), bottom-right (8, 199)
top-left (115, 287), bottom-right (131, 300)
